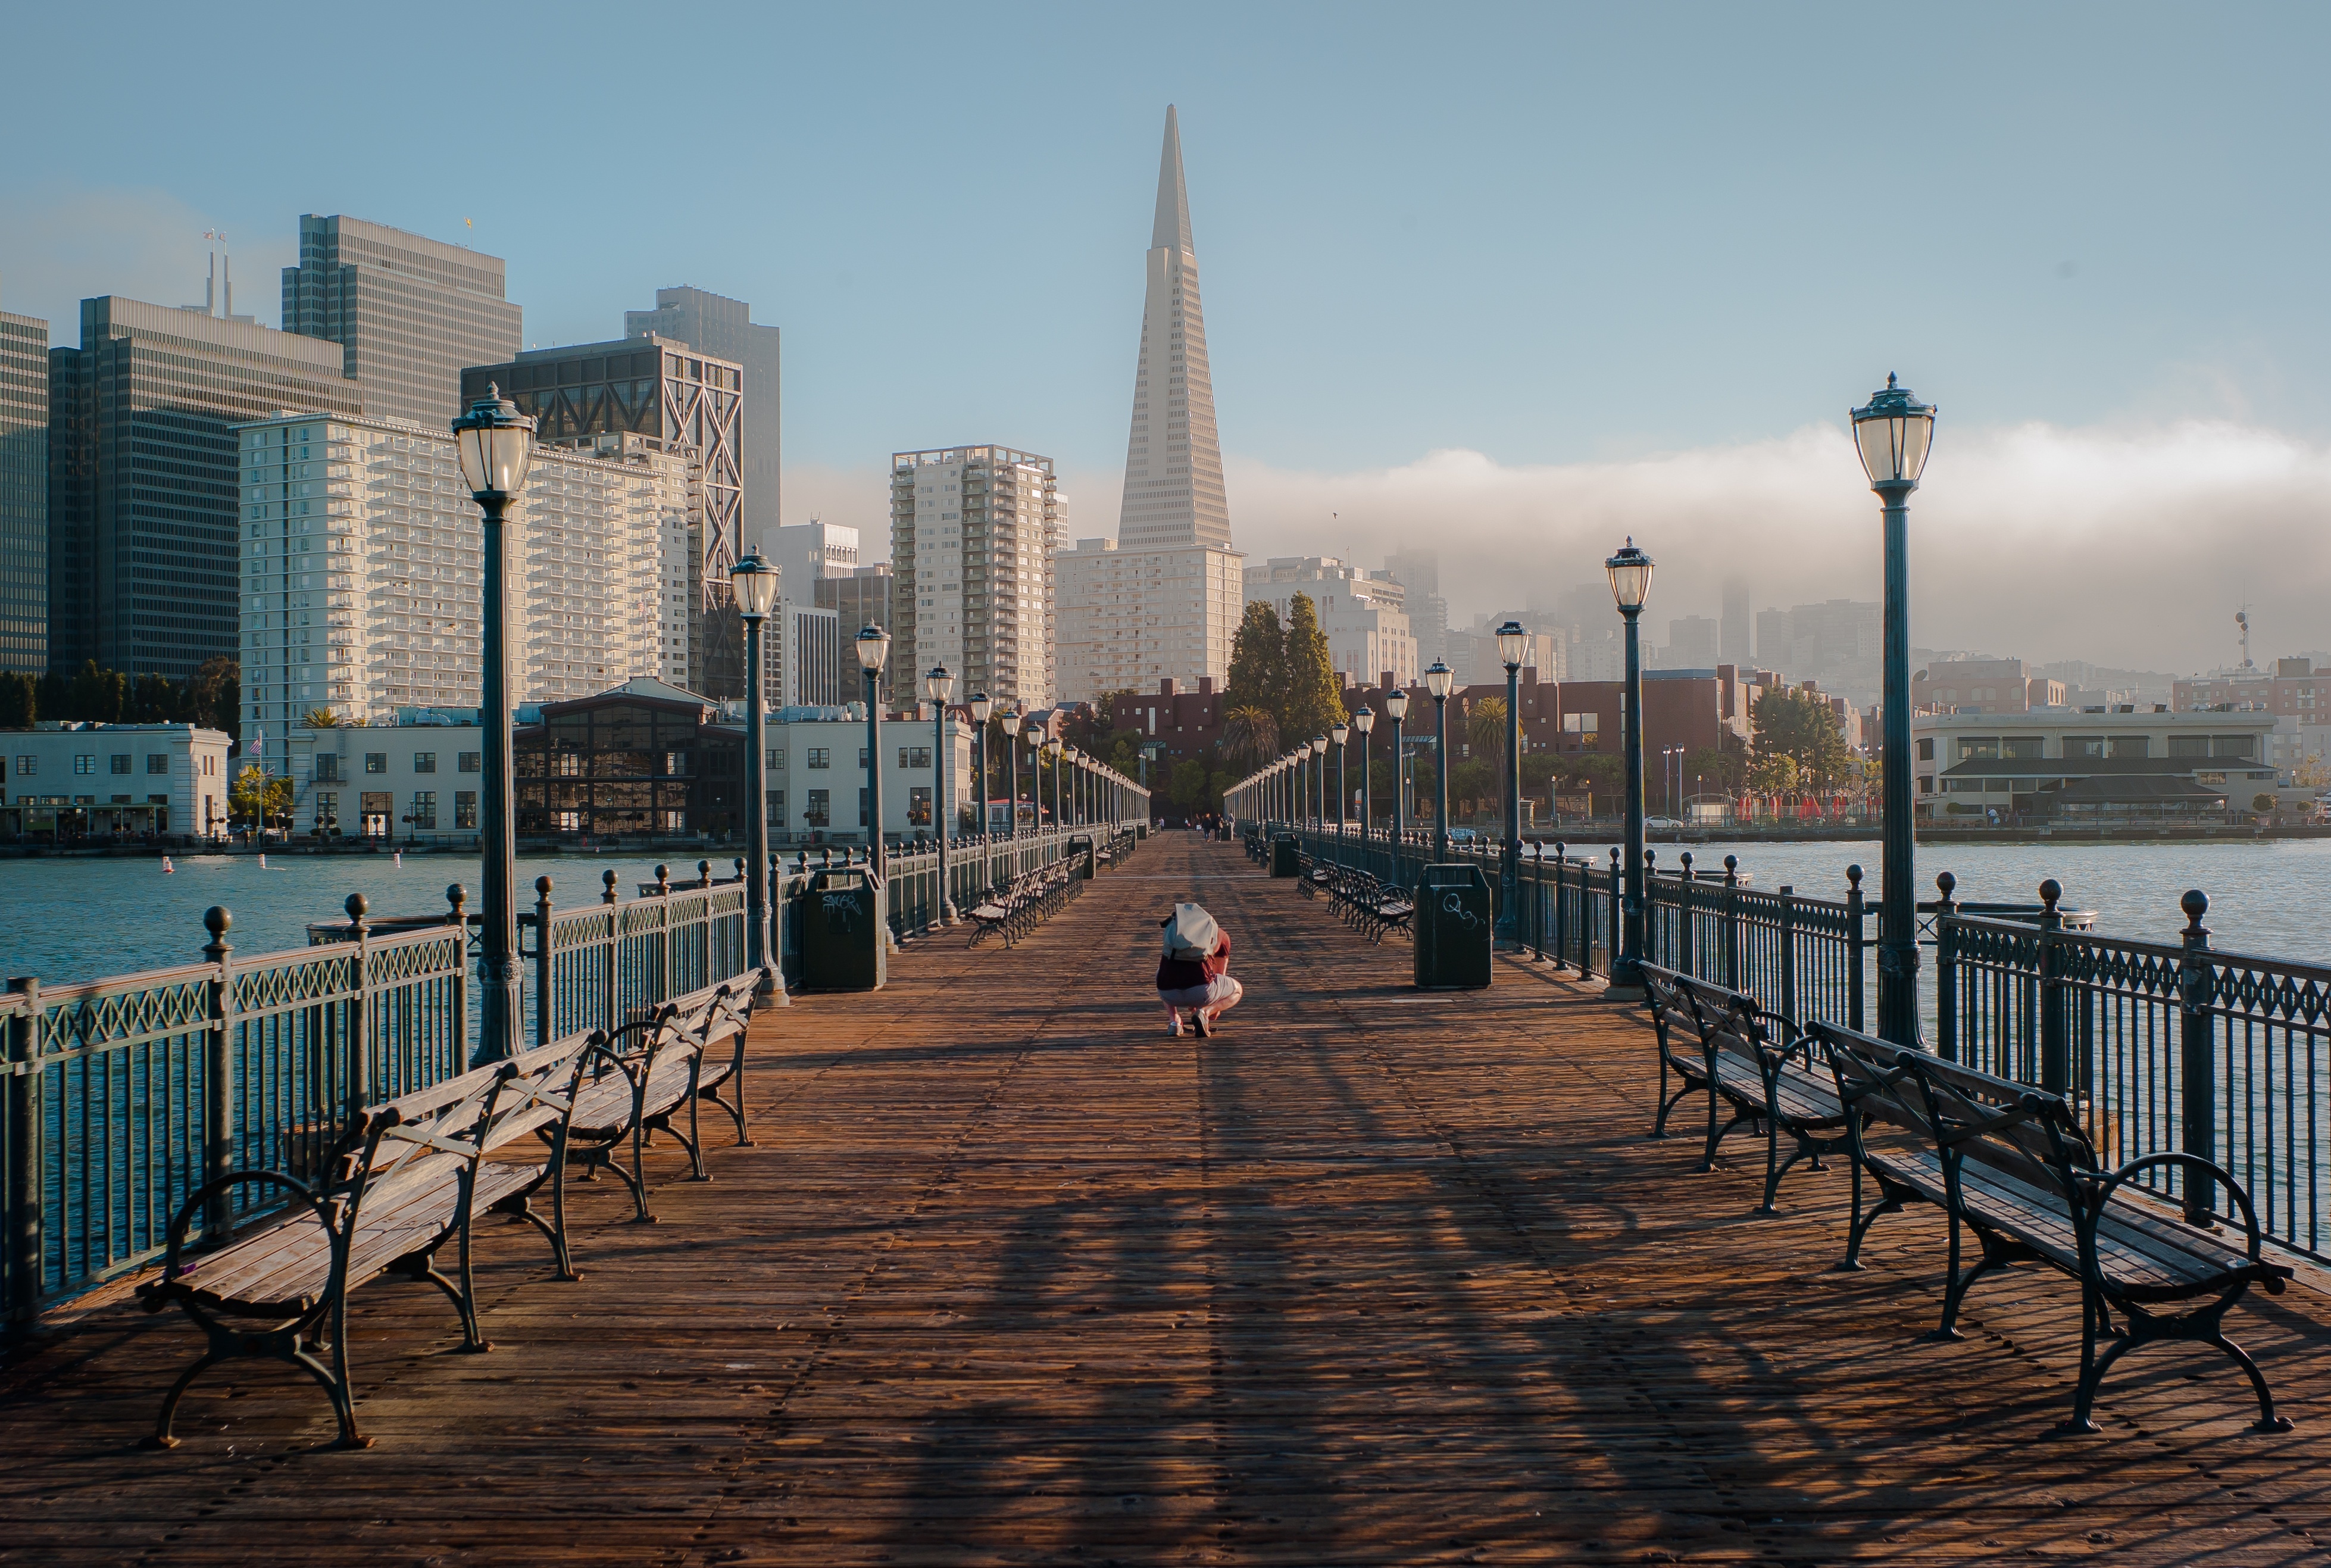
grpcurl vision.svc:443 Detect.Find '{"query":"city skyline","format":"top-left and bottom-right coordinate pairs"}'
top-left (2, 5), bottom-right (2329, 672)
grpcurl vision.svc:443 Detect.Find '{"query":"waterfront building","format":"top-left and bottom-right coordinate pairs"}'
top-left (1914, 657), bottom-right (2066, 713)
top-left (1054, 537), bottom-right (1243, 705)
top-left (235, 412), bottom-right (689, 742)
top-left (285, 711), bottom-right (482, 841)
top-left (0, 295), bottom-right (45, 674)
top-left (462, 335), bottom-right (745, 697)
top-left (2175, 656), bottom-right (2331, 721)
top-left (283, 215), bottom-right (522, 428)
top-left (1911, 707), bottom-right (2277, 820)
top-left (889, 445), bottom-right (1060, 712)
top-left (515, 678), bottom-right (748, 840)
top-left (0, 721), bottom-right (232, 841)
top-left (1243, 557), bottom-right (1416, 688)
top-left (758, 704), bottom-right (973, 845)
top-left (48, 296), bottom-right (362, 680)
top-left (627, 286), bottom-right (781, 535)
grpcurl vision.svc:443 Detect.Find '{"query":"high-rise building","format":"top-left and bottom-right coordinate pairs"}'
top-left (283, 215), bottom-right (521, 429)
top-left (758, 521), bottom-right (858, 709)
top-left (1054, 537), bottom-right (1244, 704)
top-left (817, 564), bottom-right (893, 642)
top-left (1118, 107), bottom-right (1231, 552)
top-left (234, 411), bottom-right (689, 741)
top-left (1666, 614), bottom-right (1720, 669)
top-left (1720, 577), bottom-right (1752, 664)
top-left (1755, 607), bottom-right (1793, 670)
top-left (1384, 548), bottom-right (1448, 672)
top-left (463, 336), bottom-right (745, 697)
top-left (889, 446), bottom-right (1060, 711)
top-left (0, 289), bottom-right (46, 674)
top-left (1242, 557), bottom-right (1418, 688)
top-left (627, 287), bottom-right (780, 536)
top-left (49, 296), bottom-right (362, 680)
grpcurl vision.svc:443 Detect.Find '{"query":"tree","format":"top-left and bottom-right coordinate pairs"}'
top-left (1750, 688), bottom-right (1850, 791)
top-left (1748, 751), bottom-right (1799, 797)
top-left (230, 764), bottom-right (293, 829)
top-left (1467, 696), bottom-right (1509, 777)
top-left (1225, 600), bottom-right (1288, 727)
top-left (1220, 705), bottom-right (1279, 772)
top-left (0, 670), bottom-right (33, 728)
top-left (61, 661), bottom-right (128, 723)
top-left (1279, 592), bottom-right (1345, 746)
top-left (1560, 752), bottom-right (1624, 814)
top-left (2293, 754), bottom-right (2330, 789)
top-left (1684, 745), bottom-right (1738, 795)
top-left (305, 707), bottom-right (341, 727)
top-left (1170, 757), bottom-right (1211, 814)
top-left (1451, 758), bottom-right (1498, 819)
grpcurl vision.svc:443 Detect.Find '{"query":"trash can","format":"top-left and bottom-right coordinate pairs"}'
top-left (1270, 834), bottom-right (1301, 878)
top-left (1414, 862), bottom-right (1493, 990)
top-left (798, 866), bottom-right (885, 991)
top-left (1135, 823), bottom-right (1149, 841)
top-left (1067, 833), bottom-right (1096, 879)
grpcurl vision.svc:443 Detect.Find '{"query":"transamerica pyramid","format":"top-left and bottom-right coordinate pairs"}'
top-left (1117, 106), bottom-right (1233, 551)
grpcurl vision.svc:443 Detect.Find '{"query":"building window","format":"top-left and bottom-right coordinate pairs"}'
top-left (13, 757), bottom-right (30, 776)
top-left (908, 785), bottom-right (932, 826)
top-left (807, 748), bottom-right (830, 769)
top-left (2213, 735), bottom-right (2258, 758)
top-left (410, 791), bottom-right (438, 829)
top-left (859, 748), bottom-right (869, 769)
top-left (459, 752), bottom-right (480, 772)
top-left (2110, 736), bottom-right (2150, 759)
top-left (766, 749), bottom-right (784, 770)
top-left (1957, 738), bottom-right (1999, 761)
top-left (413, 752), bottom-right (436, 773)
top-left (2002, 737), bottom-right (2044, 760)
top-left (74, 755), bottom-right (94, 774)
top-left (455, 791), bottom-right (477, 829)
top-left (2168, 735), bottom-right (2210, 758)
top-left (899, 746), bottom-right (932, 769)
top-left (110, 754), bottom-right (131, 774)
top-left (365, 752), bottom-right (387, 773)
top-left (1918, 777), bottom-right (1933, 795)
top-left (1916, 738), bottom-right (1934, 761)
top-left (767, 789), bottom-right (784, 826)
top-left (859, 786), bottom-right (870, 827)
top-left (314, 791), bottom-right (338, 826)
top-left (805, 788), bottom-right (830, 826)
top-left (314, 753), bottom-right (339, 781)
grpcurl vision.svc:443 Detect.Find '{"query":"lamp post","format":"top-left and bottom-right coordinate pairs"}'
top-left (999, 707), bottom-right (1021, 839)
top-left (1329, 719), bottom-right (1350, 840)
top-left (1352, 705), bottom-right (1375, 851)
top-left (854, 626), bottom-right (890, 869)
top-left (1424, 661), bottom-right (1454, 861)
top-left (730, 549), bottom-right (779, 993)
top-left (923, 664), bottom-right (956, 924)
top-left (1605, 539), bottom-right (1654, 998)
top-left (1310, 735), bottom-right (1327, 832)
top-left (968, 692), bottom-right (992, 841)
top-left (1496, 619), bottom-right (1529, 943)
top-left (1044, 738), bottom-right (1063, 832)
top-left (1852, 372), bottom-right (1938, 1048)
top-left (451, 383), bottom-right (536, 1061)
top-left (1383, 685), bottom-right (1408, 844)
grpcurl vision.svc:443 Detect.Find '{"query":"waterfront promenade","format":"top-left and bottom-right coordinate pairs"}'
top-left (4, 836), bottom-right (2330, 1563)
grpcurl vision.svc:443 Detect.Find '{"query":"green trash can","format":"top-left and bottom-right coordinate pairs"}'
top-left (799, 866), bottom-right (886, 991)
top-left (1067, 833), bottom-right (1096, 879)
top-left (1270, 835), bottom-right (1301, 878)
top-left (1414, 862), bottom-right (1493, 990)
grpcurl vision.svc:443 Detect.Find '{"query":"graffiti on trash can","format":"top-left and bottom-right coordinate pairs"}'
top-left (1441, 892), bottom-right (1482, 929)
top-left (821, 892), bottom-right (862, 930)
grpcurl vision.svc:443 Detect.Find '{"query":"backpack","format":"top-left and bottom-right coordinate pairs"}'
top-left (1162, 902), bottom-right (1220, 962)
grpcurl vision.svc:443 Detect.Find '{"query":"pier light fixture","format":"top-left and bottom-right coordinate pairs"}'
top-left (1605, 539), bottom-right (1654, 613)
top-left (1851, 372), bottom-right (1937, 491)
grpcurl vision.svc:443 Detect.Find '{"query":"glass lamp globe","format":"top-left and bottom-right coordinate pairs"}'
top-left (1605, 539), bottom-right (1654, 612)
top-left (854, 624), bottom-right (891, 673)
top-left (923, 664), bottom-right (955, 704)
top-left (1384, 686), bottom-right (1409, 721)
top-left (1423, 661), bottom-right (1455, 700)
top-left (729, 551), bottom-right (779, 619)
top-left (1330, 721), bottom-right (1349, 746)
top-left (1850, 372), bottom-right (1937, 490)
top-left (451, 383), bottom-right (537, 497)
top-left (1496, 620), bottom-right (1530, 669)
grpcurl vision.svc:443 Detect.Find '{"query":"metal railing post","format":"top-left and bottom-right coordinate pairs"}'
top-left (6, 977), bottom-right (42, 1330)
top-left (534, 876), bottom-right (555, 1050)
top-left (1933, 872), bottom-right (1958, 1061)
top-left (1845, 864), bottom-right (1866, 1035)
top-left (1777, 885), bottom-right (1797, 1029)
top-left (1606, 847), bottom-right (1620, 979)
top-left (343, 895), bottom-right (370, 1123)
top-left (602, 869), bottom-right (620, 1035)
top-left (446, 884), bottom-right (470, 1069)
top-left (1722, 855), bottom-right (1740, 991)
top-left (201, 907), bottom-right (235, 1239)
top-left (1643, 848), bottom-right (1658, 968)
top-left (1550, 843), bottom-right (1567, 971)
top-left (2039, 879), bottom-right (2068, 1096)
top-left (2179, 888), bottom-right (2218, 1224)
top-left (655, 864), bottom-right (673, 1004)
top-left (1676, 850), bottom-right (1695, 977)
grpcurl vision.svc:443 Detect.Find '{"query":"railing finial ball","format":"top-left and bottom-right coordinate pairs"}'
top-left (446, 882), bottom-right (467, 909)
top-left (1936, 870), bottom-right (1955, 897)
top-left (2039, 877), bottom-right (2063, 910)
top-left (603, 868), bottom-right (618, 889)
top-left (204, 904), bottom-right (231, 936)
top-left (535, 874), bottom-right (554, 896)
top-left (345, 893), bottom-right (368, 923)
top-left (2182, 888), bottom-right (2210, 926)
top-left (1723, 853), bottom-right (1738, 872)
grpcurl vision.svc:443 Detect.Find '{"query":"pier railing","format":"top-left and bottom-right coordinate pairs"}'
top-left (1268, 820), bottom-right (2331, 1262)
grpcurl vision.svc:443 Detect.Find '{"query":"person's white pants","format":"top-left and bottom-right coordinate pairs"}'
top-left (1158, 974), bottom-right (1242, 1020)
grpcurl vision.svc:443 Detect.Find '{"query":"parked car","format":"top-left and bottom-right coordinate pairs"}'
top-left (1446, 827), bottom-right (1479, 844)
top-left (1643, 816), bottom-right (1683, 830)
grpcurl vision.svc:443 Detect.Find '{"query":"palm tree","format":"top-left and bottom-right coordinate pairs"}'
top-left (1467, 696), bottom-right (1508, 776)
top-left (1220, 705), bottom-right (1280, 773)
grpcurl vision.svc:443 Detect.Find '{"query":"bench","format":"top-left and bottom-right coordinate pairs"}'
top-left (966, 861), bottom-right (1073, 949)
top-left (1328, 868), bottom-right (1414, 944)
top-left (1639, 963), bottom-right (1714, 1141)
top-left (133, 1036), bottom-right (593, 1450)
top-left (1640, 965), bottom-right (1849, 1213)
top-left (564, 980), bottom-right (757, 1223)
top-left (1814, 1020), bottom-right (2295, 1433)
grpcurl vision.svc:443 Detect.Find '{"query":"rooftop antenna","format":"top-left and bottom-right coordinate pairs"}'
top-left (2237, 604), bottom-right (2253, 670)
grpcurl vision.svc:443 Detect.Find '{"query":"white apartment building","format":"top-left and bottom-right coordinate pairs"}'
top-left (1053, 536), bottom-right (1244, 705)
top-left (1241, 557), bottom-right (1418, 688)
top-left (752, 707), bottom-right (974, 845)
top-left (285, 716), bottom-right (483, 841)
top-left (0, 723), bottom-right (233, 840)
top-left (235, 414), bottom-right (690, 744)
top-left (1911, 707), bottom-right (2277, 819)
top-left (889, 446), bottom-right (1060, 713)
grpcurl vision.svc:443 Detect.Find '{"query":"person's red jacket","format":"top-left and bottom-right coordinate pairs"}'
top-left (1157, 930), bottom-right (1230, 991)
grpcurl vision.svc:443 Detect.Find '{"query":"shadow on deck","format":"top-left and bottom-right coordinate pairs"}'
top-left (4, 835), bottom-right (2330, 1564)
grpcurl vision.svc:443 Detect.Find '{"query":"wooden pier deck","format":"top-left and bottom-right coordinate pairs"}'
top-left (5, 835), bottom-right (2331, 1564)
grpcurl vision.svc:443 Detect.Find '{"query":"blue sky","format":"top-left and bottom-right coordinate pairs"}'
top-left (4, 3), bottom-right (2326, 668)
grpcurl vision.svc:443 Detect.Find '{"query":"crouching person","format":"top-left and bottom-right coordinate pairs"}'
top-left (1158, 902), bottom-right (1242, 1037)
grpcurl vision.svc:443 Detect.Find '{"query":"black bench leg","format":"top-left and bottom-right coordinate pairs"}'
top-left (2211, 1332), bottom-right (2295, 1432)
top-left (1935, 1224), bottom-right (2009, 1341)
top-left (2059, 1307), bottom-right (2131, 1435)
top-left (318, 1295), bottom-right (371, 1450)
top-left (145, 1348), bottom-right (223, 1450)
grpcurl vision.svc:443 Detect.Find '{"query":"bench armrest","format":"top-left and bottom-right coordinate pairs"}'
top-left (2084, 1151), bottom-right (2289, 1291)
top-left (142, 1168), bottom-right (336, 1303)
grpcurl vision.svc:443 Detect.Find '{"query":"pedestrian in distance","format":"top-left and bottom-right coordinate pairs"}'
top-left (1157, 901), bottom-right (1241, 1038)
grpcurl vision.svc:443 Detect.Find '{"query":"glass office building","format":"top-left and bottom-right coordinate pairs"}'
top-left (48, 297), bottom-right (361, 679)
top-left (284, 215), bottom-right (522, 428)
top-left (0, 302), bottom-right (46, 674)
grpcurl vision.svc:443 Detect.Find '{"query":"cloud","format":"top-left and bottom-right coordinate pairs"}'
top-left (1221, 422), bottom-right (2331, 674)
top-left (0, 186), bottom-right (291, 335)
